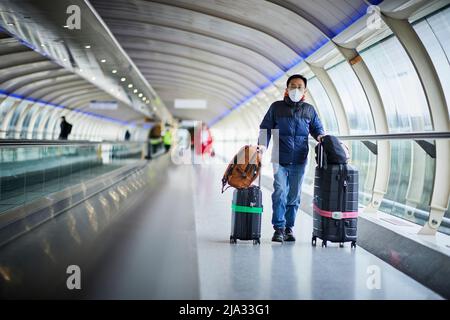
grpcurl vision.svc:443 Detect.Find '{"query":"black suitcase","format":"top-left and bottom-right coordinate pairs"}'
top-left (313, 164), bottom-right (359, 212)
top-left (312, 143), bottom-right (358, 248)
top-left (230, 185), bottom-right (263, 245)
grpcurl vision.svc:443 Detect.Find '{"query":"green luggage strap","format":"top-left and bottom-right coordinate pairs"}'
top-left (232, 204), bottom-right (263, 214)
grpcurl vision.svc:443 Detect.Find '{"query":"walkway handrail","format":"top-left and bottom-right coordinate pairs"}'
top-left (215, 131), bottom-right (450, 143)
top-left (335, 131), bottom-right (450, 141)
top-left (0, 139), bottom-right (147, 146)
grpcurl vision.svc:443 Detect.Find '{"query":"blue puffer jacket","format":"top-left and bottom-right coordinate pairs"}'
top-left (258, 97), bottom-right (325, 165)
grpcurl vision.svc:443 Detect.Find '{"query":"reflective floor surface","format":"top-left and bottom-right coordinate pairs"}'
top-left (0, 157), bottom-right (443, 299)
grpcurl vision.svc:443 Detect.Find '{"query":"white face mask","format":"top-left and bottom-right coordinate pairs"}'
top-left (288, 88), bottom-right (304, 102)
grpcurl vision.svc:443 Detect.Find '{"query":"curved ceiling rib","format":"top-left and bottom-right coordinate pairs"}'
top-left (0, 61), bottom-right (60, 84)
top-left (146, 78), bottom-right (240, 106)
top-left (92, 1), bottom-right (299, 69)
top-left (40, 84), bottom-right (98, 102)
top-left (141, 0), bottom-right (324, 56)
top-left (129, 56), bottom-right (259, 94)
top-left (15, 75), bottom-right (81, 97)
top-left (266, 0), bottom-right (368, 38)
top-left (142, 72), bottom-right (244, 103)
top-left (126, 47), bottom-right (265, 91)
top-left (139, 66), bottom-right (251, 97)
top-left (32, 81), bottom-right (93, 100)
top-left (107, 23), bottom-right (282, 78)
top-left (0, 37), bottom-right (30, 55)
top-left (0, 51), bottom-right (46, 69)
top-left (119, 40), bottom-right (269, 85)
top-left (70, 95), bottom-right (112, 110)
top-left (58, 90), bottom-right (105, 106)
top-left (1, 69), bottom-right (72, 92)
top-left (142, 69), bottom-right (249, 99)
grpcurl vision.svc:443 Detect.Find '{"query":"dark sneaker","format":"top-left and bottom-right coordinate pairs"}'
top-left (284, 227), bottom-right (296, 242)
top-left (272, 228), bottom-right (285, 242)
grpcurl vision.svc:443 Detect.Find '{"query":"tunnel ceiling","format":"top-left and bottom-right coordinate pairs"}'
top-left (90, 0), bottom-right (371, 124)
top-left (0, 31), bottom-right (146, 123)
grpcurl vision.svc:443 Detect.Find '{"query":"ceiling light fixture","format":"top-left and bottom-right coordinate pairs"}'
top-left (112, 69), bottom-right (117, 74)
top-left (120, 77), bottom-right (126, 82)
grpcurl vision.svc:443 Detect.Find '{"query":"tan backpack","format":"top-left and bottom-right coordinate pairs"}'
top-left (221, 145), bottom-right (262, 193)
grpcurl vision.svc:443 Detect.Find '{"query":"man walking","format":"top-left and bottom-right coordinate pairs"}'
top-left (258, 74), bottom-right (325, 242)
top-left (59, 116), bottom-right (72, 140)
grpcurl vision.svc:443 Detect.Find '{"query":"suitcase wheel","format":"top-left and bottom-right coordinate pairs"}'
top-left (351, 241), bottom-right (357, 249)
top-left (321, 240), bottom-right (327, 248)
top-left (339, 242), bottom-right (344, 248)
top-left (230, 236), bottom-right (237, 244)
top-left (311, 236), bottom-right (317, 247)
top-left (253, 239), bottom-right (260, 245)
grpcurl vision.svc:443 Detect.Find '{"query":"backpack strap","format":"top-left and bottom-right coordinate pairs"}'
top-left (244, 150), bottom-right (259, 175)
top-left (221, 155), bottom-right (237, 193)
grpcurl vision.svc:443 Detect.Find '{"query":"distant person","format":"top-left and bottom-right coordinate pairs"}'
top-left (148, 123), bottom-right (163, 158)
top-left (163, 126), bottom-right (172, 152)
top-left (124, 130), bottom-right (131, 141)
top-left (59, 116), bottom-right (72, 140)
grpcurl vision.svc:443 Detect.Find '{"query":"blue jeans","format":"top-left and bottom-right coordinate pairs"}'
top-left (272, 163), bottom-right (307, 229)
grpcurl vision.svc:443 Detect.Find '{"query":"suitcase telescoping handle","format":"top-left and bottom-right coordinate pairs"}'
top-left (257, 146), bottom-right (262, 188)
top-left (318, 142), bottom-right (324, 169)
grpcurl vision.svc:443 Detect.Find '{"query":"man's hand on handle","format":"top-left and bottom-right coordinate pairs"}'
top-left (317, 135), bottom-right (325, 143)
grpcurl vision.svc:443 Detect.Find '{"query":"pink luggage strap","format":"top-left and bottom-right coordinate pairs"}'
top-left (313, 203), bottom-right (358, 219)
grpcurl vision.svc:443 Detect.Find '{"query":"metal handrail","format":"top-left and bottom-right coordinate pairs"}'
top-left (0, 139), bottom-right (147, 146)
top-left (214, 131), bottom-right (450, 142)
top-left (335, 131), bottom-right (450, 141)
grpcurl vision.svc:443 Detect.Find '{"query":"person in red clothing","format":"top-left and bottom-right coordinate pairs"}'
top-left (195, 123), bottom-right (215, 157)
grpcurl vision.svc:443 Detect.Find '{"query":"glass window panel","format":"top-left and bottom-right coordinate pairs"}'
top-left (307, 77), bottom-right (339, 135)
top-left (327, 62), bottom-right (375, 134)
top-left (360, 36), bottom-right (432, 132)
top-left (439, 198), bottom-right (450, 235)
top-left (349, 141), bottom-right (376, 206)
top-left (7, 102), bottom-right (27, 136)
top-left (379, 140), bottom-right (434, 227)
top-left (413, 7), bottom-right (450, 119)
